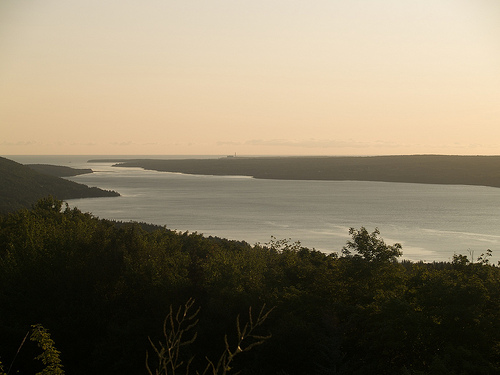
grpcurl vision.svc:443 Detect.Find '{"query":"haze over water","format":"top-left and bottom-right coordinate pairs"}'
top-left (10, 155), bottom-right (500, 264)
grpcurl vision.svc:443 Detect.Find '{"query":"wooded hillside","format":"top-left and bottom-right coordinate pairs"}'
top-left (27, 164), bottom-right (93, 177)
top-left (0, 157), bottom-right (119, 214)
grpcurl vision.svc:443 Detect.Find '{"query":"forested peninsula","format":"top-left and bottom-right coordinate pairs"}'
top-left (27, 164), bottom-right (93, 177)
top-left (104, 155), bottom-right (500, 187)
top-left (0, 157), bottom-right (119, 213)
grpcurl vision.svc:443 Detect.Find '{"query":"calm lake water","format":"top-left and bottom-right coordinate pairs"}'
top-left (9, 155), bottom-right (500, 263)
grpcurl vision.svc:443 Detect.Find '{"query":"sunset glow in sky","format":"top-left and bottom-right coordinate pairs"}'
top-left (1, 0), bottom-right (500, 155)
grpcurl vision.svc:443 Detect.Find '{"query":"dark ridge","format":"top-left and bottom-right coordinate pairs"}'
top-left (113, 155), bottom-right (500, 187)
top-left (0, 156), bottom-right (119, 214)
top-left (88, 158), bottom-right (142, 163)
top-left (27, 164), bottom-right (93, 177)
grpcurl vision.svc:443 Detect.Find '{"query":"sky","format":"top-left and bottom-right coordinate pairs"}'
top-left (1, 0), bottom-right (500, 156)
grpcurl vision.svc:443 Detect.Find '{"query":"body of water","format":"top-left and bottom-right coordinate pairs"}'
top-left (8, 155), bottom-right (500, 263)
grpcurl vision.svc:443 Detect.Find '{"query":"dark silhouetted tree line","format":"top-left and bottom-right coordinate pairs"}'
top-left (0, 157), bottom-right (119, 214)
top-left (1, 197), bottom-right (500, 374)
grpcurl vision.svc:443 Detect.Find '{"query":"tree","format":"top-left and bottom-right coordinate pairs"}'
top-left (342, 227), bottom-right (402, 262)
top-left (0, 325), bottom-right (64, 375)
top-left (146, 299), bottom-right (273, 375)
top-left (30, 324), bottom-right (64, 375)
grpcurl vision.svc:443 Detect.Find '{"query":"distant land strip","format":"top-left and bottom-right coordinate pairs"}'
top-left (28, 164), bottom-right (93, 177)
top-left (99, 155), bottom-right (500, 188)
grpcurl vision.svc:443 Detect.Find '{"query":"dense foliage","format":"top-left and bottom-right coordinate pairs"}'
top-left (1, 197), bottom-right (500, 374)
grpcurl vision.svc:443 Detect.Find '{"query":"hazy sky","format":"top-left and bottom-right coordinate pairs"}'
top-left (1, 0), bottom-right (499, 156)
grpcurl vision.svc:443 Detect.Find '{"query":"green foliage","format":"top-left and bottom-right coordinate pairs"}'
top-left (452, 253), bottom-right (470, 267)
top-left (477, 249), bottom-right (493, 265)
top-left (342, 226), bottom-right (402, 262)
top-left (30, 324), bottom-right (64, 375)
top-left (2, 198), bottom-right (500, 374)
top-left (0, 325), bottom-right (63, 375)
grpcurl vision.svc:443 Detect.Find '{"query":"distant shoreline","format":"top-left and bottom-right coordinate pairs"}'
top-left (27, 164), bottom-right (94, 177)
top-left (102, 155), bottom-right (500, 188)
